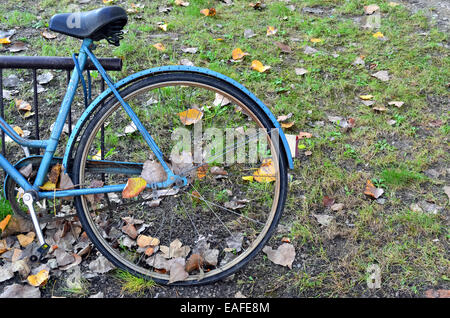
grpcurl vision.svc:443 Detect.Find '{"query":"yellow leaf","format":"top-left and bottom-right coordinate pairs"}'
top-left (122, 177), bottom-right (147, 199)
top-left (153, 43), bottom-right (166, 51)
top-left (0, 38), bottom-right (11, 44)
top-left (251, 60), bottom-right (271, 73)
top-left (27, 269), bottom-right (49, 287)
top-left (281, 122), bottom-right (295, 129)
top-left (200, 8), bottom-right (216, 16)
top-left (242, 176), bottom-right (254, 182)
top-left (40, 181), bottom-right (56, 191)
top-left (158, 23), bottom-right (168, 31)
top-left (103, 0), bottom-right (114, 4)
top-left (310, 38), bottom-right (322, 43)
top-left (373, 32), bottom-right (384, 39)
top-left (0, 214), bottom-right (11, 232)
top-left (13, 126), bottom-right (24, 137)
top-left (17, 232), bottom-right (35, 247)
top-left (359, 95), bottom-right (374, 100)
top-left (92, 149), bottom-right (102, 160)
top-left (232, 48), bottom-right (249, 60)
top-left (253, 158), bottom-right (276, 183)
top-left (178, 108), bottom-right (203, 125)
top-left (266, 26), bottom-right (277, 36)
top-left (215, 38), bottom-right (224, 41)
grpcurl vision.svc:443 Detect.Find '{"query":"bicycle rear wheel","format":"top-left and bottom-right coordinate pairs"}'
top-left (72, 71), bottom-right (288, 285)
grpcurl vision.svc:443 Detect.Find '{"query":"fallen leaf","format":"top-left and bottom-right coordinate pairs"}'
top-left (160, 239), bottom-right (190, 259)
top-left (39, 181), bottom-right (56, 191)
top-left (169, 258), bottom-right (189, 284)
top-left (281, 122), bottom-right (295, 128)
top-left (41, 30), bottom-right (56, 39)
top-left (8, 41), bottom-right (27, 53)
top-left (251, 60), bottom-right (271, 73)
top-left (242, 176), bottom-right (254, 182)
top-left (372, 31), bottom-right (384, 39)
top-left (331, 203), bottom-right (344, 211)
top-left (48, 163), bottom-right (62, 184)
top-left (17, 232), bottom-right (35, 247)
top-left (27, 269), bottom-right (49, 287)
top-left (157, 22), bottom-right (168, 31)
top-left (178, 108), bottom-right (203, 125)
top-left (140, 160), bottom-right (167, 184)
top-left (200, 8), bottom-right (216, 16)
top-left (0, 37), bottom-right (11, 44)
top-left (185, 254), bottom-right (204, 273)
top-left (122, 177), bottom-right (147, 199)
top-left (359, 95), bottom-right (374, 100)
top-left (15, 99), bottom-right (32, 112)
top-left (295, 68), bottom-right (308, 76)
top-left (263, 243), bottom-right (295, 269)
top-left (232, 48), bottom-right (249, 60)
top-left (153, 43), bottom-right (166, 51)
top-left (224, 198), bottom-right (250, 210)
top-left (181, 47), bottom-right (198, 54)
top-left (137, 235), bottom-right (160, 248)
top-left (122, 223), bottom-right (138, 239)
top-left (210, 166), bottom-right (228, 176)
top-left (274, 41), bottom-right (292, 53)
top-left (277, 113), bottom-right (293, 122)
top-left (364, 4), bottom-right (380, 14)
top-left (298, 132), bottom-right (312, 139)
top-left (313, 214), bottom-right (334, 226)
top-left (37, 72), bottom-right (54, 85)
top-left (197, 164), bottom-right (209, 179)
top-left (0, 214), bottom-right (11, 232)
top-left (388, 101), bottom-right (404, 107)
top-left (213, 93), bottom-right (231, 107)
top-left (253, 158), bottom-right (276, 183)
top-left (310, 38), bottom-right (322, 43)
top-left (266, 26), bottom-right (277, 36)
top-left (372, 70), bottom-right (390, 82)
top-left (364, 180), bottom-right (384, 199)
top-left (323, 195), bottom-right (335, 208)
top-left (175, 0), bottom-right (189, 6)
top-left (373, 105), bottom-right (387, 112)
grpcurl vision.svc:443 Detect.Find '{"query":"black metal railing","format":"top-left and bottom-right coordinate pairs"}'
top-left (0, 55), bottom-right (122, 160)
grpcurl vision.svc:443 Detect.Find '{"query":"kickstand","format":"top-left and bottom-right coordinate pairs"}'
top-left (22, 192), bottom-right (49, 262)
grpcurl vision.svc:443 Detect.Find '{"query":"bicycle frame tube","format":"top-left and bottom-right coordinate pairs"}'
top-left (0, 39), bottom-right (92, 194)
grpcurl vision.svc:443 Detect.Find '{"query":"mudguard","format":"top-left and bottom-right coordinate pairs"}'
top-left (62, 66), bottom-right (294, 170)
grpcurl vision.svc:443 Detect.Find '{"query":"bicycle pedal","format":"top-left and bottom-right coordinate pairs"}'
top-left (30, 243), bottom-right (50, 262)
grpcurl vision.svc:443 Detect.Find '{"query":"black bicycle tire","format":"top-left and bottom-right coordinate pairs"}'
top-left (72, 71), bottom-right (288, 286)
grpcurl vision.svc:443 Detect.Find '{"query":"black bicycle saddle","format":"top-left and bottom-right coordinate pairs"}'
top-left (49, 6), bottom-right (128, 46)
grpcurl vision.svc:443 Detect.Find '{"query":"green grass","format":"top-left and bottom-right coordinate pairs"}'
top-left (0, 196), bottom-right (13, 220)
top-left (114, 269), bottom-right (157, 295)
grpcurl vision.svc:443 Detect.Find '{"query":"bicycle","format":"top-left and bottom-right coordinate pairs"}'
top-left (1, 6), bottom-right (293, 285)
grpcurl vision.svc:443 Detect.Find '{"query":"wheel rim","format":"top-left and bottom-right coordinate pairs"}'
top-left (76, 78), bottom-right (282, 283)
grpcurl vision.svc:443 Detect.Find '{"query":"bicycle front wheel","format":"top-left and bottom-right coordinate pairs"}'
top-left (72, 71), bottom-right (288, 285)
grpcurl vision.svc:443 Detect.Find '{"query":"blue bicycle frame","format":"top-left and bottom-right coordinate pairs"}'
top-left (0, 38), bottom-right (185, 200)
top-left (1, 38), bottom-right (294, 201)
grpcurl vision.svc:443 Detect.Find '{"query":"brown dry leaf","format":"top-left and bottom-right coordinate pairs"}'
top-left (122, 223), bottom-right (138, 239)
top-left (153, 43), bottom-right (166, 51)
top-left (373, 105), bottom-right (387, 112)
top-left (298, 132), bottom-right (312, 139)
top-left (160, 239), bottom-right (191, 259)
top-left (178, 108), bottom-right (203, 125)
top-left (137, 235), bottom-right (160, 248)
top-left (262, 243), bottom-right (295, 269)
top-left (8, 41), bottom-right (26, 53)
top-left (0, 214), bottom-right (12, 232)
top-left (175, 0), bottom-right (189, 6)
top-left (140, 160), bottom-right (167, 184)
top-left (364, 4), bottom-right (380, 14)
top-left (41, 30), bottom-right (57, 39)
top-left (266, 26), bottom-right (277, 36)
top-left (253, 158), bottom-right (276, 183)
top-left (169, 259), bottom-right (189, 284)
top-left (274, 41), bottom-right (292, 53)
top-left (196, 164), bottom-right (208, 179)
top-left (27, 269), bottom-right (49, 287)
top-left (277, 113), bottom-right (292, 122)
top-left (388, 101), bottom-right (404, 107)
top-left (122, 177), bottom-right (147, 199)
top-left (231, 48), bottom-right (249, 60)
top-left (364, 180), bottom-right (384, 199)
top-left (372, 70), bottom-right (390, 82)
top-left (48, 163), bottom-right (62, 184)
top-left (15, 99), bottom-right (32, 112)
top-left (251, 60), bottom-right (271, 73)
top-left (185, 254), bottom-right (204, 273)
top-left (322, 195), bottom-right (335, 208)
top-left (17, 232), bottom-right (35, 247)
top-left (210, 166), bottom-right (227, 176)
top-left (191, 190), bottom-right (201, 202)
top-left (200, 8), bottom-right (216, 16)
top-left (249, 2), bottom-right (263, 9)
